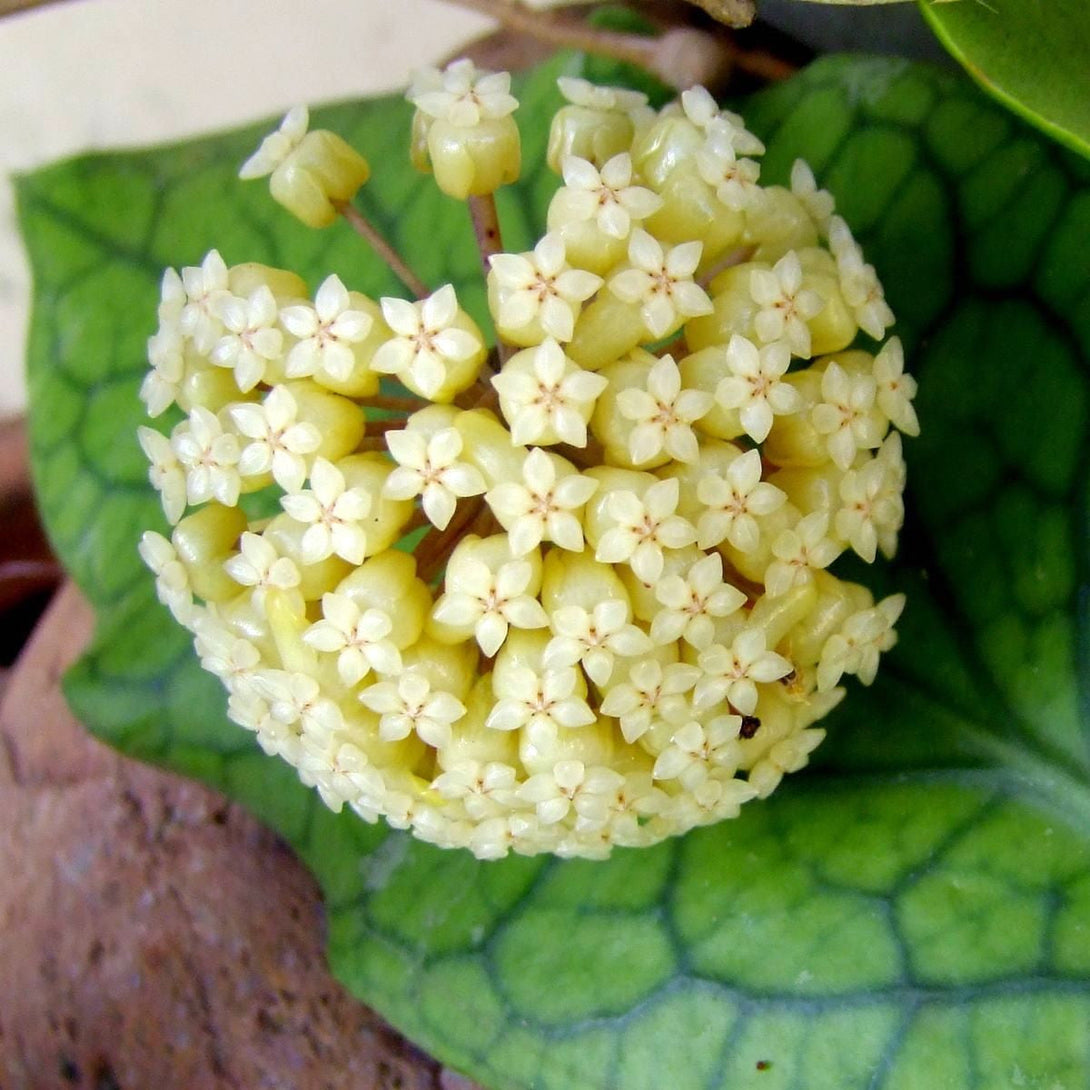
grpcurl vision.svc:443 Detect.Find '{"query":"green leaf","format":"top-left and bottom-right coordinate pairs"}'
top-left (20, 52), bottom-right (1090, 1088)
top-left (921, 0), bottom-right (1090, 159)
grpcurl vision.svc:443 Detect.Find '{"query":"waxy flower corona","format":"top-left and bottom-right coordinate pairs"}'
top-left (138, 60), bottom-right (915, 859)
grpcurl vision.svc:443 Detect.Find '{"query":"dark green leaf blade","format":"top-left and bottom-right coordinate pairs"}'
top-left (22, 53), bottom-right (1090, 1089)
top-left (921, 0), bottom-right (1090, 159)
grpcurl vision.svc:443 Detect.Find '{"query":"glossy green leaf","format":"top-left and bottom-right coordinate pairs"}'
top-left (921, 0), bottom-right (1090, 159)
top-left (20, 53), bottom-right (1090, 1089)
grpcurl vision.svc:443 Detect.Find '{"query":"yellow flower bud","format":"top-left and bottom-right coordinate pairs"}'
top-left (748, 582), bottom-right (820, 649)
top-left (454, 409), bottom-right (526, 487)
top-left (547, 105), bottom-right (635, 173)
top-left (171, 503), bottom-right (248, 602)
top-left (269, 130), bottom-right (371, 229)
top-left (519, 717), bottom-right (617, 776)
top-left (783, 570), bottom-right (872, 667)
top-left (425, 116), bottom-right (521, 200)
top-left (177, 362), bottom-right (249, 415)
top-left (540, 551), bottom-right (630, 616)
top-left (566, 293), bottom-right (645, 371)
top-left (285, 380), bottom-right (366, 464)
top-left (630, 115), bottom-right (704, 190)
top-left (263, 514), bottom-right (355, 601)
top-left (400, 636), bottom-right (479, 702)
top-left (228, 263), bottom-right (308, 302)
top-left (744, 187), bottom-right (818, 263)
top-left (643, 166), bottom-right (745, 263)
top-left (333, 549), bottom-right (431, 650)
top-left (684, 263), bottom-right (763, 352)
top-left (338, 454), bottom-right (415, 557)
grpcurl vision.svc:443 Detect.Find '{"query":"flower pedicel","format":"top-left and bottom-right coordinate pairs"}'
top-left (137, 62), bottom-right (916, 860)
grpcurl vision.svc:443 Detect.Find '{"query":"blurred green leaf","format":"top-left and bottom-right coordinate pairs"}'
top-left (921, 0), bottom-right (1090, 158)
top-left (20, 52), bottom-right (1090, 1089)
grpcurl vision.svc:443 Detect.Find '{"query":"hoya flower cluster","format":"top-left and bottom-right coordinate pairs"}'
top-left (137, 61), bottom-right (915, 860)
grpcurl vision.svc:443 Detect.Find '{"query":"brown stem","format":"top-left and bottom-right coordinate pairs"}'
top-left (415, 495), bottom-right (489, 584)
top-left (400, 507), bottom-right (432, 537)
top-left (449, 0), bottom-right (663, 61)
top-left (555, 435), bottom-right (605, 471)
top-left (368, 393), bottom-right (428, 413)
top-left (335, 201), bottom-right (430, 299)
top-left (370, 417), bottom-right (413, 436)
top-left (466, 194), bottom-right (517, 368)
top-left (444, 0), bottom-right (795, 87)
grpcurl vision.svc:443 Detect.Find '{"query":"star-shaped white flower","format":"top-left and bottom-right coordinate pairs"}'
top-left (489, 233), bottom-right (602, 343)
top-left (360, 671), bottom-right (466, 748)
top-left (817, 593), bottom-right (905, 691)
top-left (616, 354), bottom-right (714, 465)
top-left (230, 385), bottom-right (322, 492)
top-left (694, 628), bottom-right (793, 716)
top-left (872, 337), bottom-right (919, 436)
top-left (696, 448), bottom-right (786, 552)
top-left (223, 530), bottom-right (301, 605)
top-left (829, 216), bottom-right (896, 340)
top-left (609, 230), bottom-right (712, 339)
top-left (651, 552), bottom-right (747, 649)
top-left (432, 556), bottom-right (549, 657)
top-left (280, 274), bottom-right (374, 381)
top-left (411, 59), bottom-right (519, 127)
top-left (141, 326), bottom-right (185, 418)
top-left (239, 105), bottom-right (309, 179)
top-left (179, 249), bottom-right (230, 354)
top-left (557, 153), bottom-right (662, 240)
top-left (138, 425), bottom-right (187, 525)
top-left (409, 58), bottom-right (518, 125)
top-left (790, 159), bottom-right (835, 233)
top-left (303, 740), bottom-right (387, 815)
top-left (280, 456), bottom-right (372, 565)
top-left (599, 658), bottom-right (700, 744)
top-left (141, 270), bottom-right (186, 415)
top-left (491, 338), bottom-right (608, 447)
top-left (680, 86), bottom-right (765, 156)
top-left (556, 76), bottom-right (648, 113)
top-left (210, 285), bottom-right (284, 393)
top-left (371, 284), bottom-right (482, 399)
top-left (810, 361), bottom-right (886, 471)
top-left (486, 665), bottom-right (596, 736)
top-left (171, 405), bottom-right (242, 508)
top-left (748, 727), bottom-right (827, 800)
top-left (652, 715), bottom-right (744, 790)
top-left (383, 424), bottom-right (486, 530)
top-left (714, 334), bottom-right (803, 444)
top-left (594, 477), bottom-right (698, 584)
top-left (835, 452), bottom-right (905, 562)
top-left (764, 511), bottom-right (842, 598)
top-left (192, 614), bottom-right (262, 691)
top-left (543, 599), bottom-right (651, 688)
top-left (518, 760), bottom-right (625, 826)
top-left (695, 133), bottom-right (763, 212)
top-left (138, 530), bottom-right (195, 625)
top-left (486, 448), bottom-right (598, 555)
top-left (431, 759), bottom-right (520, 821)
top-left (750, 251), bottom-right (825, 358)
top-left (302, 592), bottom-right (400, 687)
top-left (658, 772), bottom-right (758, 828)
top-left (257, 668), bottom-right (344, 739)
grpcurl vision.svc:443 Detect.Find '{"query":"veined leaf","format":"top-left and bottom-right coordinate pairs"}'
top-left (19, 53), bottom-right (1090, 1088)
top-left (921, 0), bottom-right (1090, 159)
